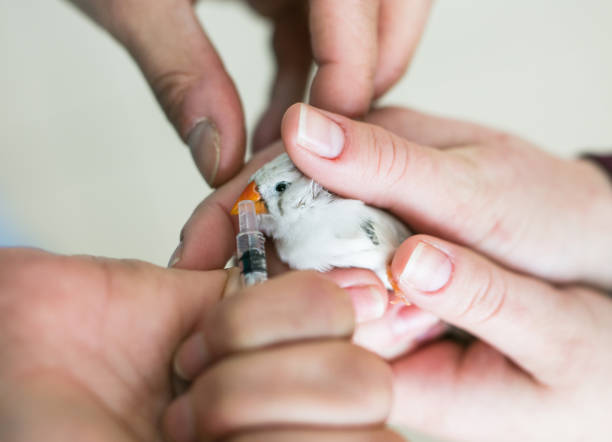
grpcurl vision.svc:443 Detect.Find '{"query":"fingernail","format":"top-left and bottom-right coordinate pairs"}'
top-left (173, 332), bottom-right (209, 381)
top-left (164, 395), bottom-right (196, 442)
top-left (345, 285), bottom-right (387, 322)
top-left (391, 305), bottom-right (440, 336)
top-left (187, 119), bottom-right (220, 185)
top-left (399, 242), bottom-right (452, 293)
top-left (221, 266), bottom-right (242, 299)
top-left (168, 241), bottom-right (183, 268)
top-left (296, 104), bottom-right (344, 158)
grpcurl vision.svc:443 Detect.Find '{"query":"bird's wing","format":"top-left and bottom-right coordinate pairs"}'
top-left (329, 200), bottom-right (409, 246)
top-left (273, 198), bottom-right (410, 281)
top-left (315, 200), bottom-right (408, 270)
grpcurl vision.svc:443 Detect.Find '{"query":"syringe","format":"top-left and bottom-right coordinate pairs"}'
top-left (236, 200), bottom-right (268, 286)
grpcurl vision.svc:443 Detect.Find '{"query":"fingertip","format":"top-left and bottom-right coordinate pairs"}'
top-left (282, 103), bottom-right (380, 202)
top-left (352, 303), bottom-right (441, 360)
top-left (280, 102), bottom-right (306, 161)
top-left (173, 332), bottom-right (209, 382)
top-left (391, 236), bottom-right (453, 295)
top-left (321, 268), bottom-right (388, 323)
top-left (308, 0), bottom-right (379, 116)
top-left (345, 285), bottom-right (388, 323)
top-left (309, 67), bottom-right (374, 117)
top-left (373, 62), bottom-right (408, 98)
top-left (283, 104), bottom-right (450, 230)
top-left (374, 0), bottom-right (432, 97)
top-left (252, 7), bottom-right (310, 152)
top-left (282, 103), bottom-right (347, 161)
top-left (280, 102), bottom-right (303, 143)
top-left (163, 394), bottom-right (196, 442)
top-left (181, 78), bottom-right (246, 187)
top-left (390, 237), bottom-right (423, 284)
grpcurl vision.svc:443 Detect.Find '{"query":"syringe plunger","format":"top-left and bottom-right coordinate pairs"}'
top-left (238, 200), bottom-right (258, 232)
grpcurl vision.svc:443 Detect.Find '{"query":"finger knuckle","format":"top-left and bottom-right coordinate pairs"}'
top-left (457, 266), bottom-right (508, 325)
top-left (150, 70), bottom-right (199, 134)
top-left (361, 127), bottom-right (413, 200)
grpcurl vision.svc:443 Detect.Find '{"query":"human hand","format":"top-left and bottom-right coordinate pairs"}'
top-left (164, 271), bottom-right (402, 441)
top-left (0, 248), bottom-right (228, 441)
top-left (246, 0), bottom-right (433, 151)
top-left (66, 0), bottom-right (432, 185)
top-left (384, 234), bottom-right (612, 441)
top-left (170, 144), bottom-right (443, 359)
top-left (280, 104), bottom-right (612, 290)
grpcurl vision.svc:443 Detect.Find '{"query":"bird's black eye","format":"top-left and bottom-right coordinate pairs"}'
top-left (275, 182), bottom-right (288, 193)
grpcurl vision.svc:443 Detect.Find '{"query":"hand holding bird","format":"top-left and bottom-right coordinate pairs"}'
top-left (230, 153), bottom-right (411, 300)
top-left (171, 103), bottom-right (612, 441)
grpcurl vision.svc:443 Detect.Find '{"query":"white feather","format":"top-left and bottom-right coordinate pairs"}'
top-left (250, 153), bottom-right (410, 289)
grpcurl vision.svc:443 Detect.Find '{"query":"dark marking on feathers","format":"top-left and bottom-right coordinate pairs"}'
top-left (361, 219), bottom-right (380, 245)
top-left (278, 197), bottom-right (284, 216)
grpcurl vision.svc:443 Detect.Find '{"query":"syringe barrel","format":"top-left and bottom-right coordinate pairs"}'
top-left (236, 200), bottom-right (268, 286)
top-left (238, 200), bottom-right (258, 232)
top-left (236, 231), bottom-right (268, 286)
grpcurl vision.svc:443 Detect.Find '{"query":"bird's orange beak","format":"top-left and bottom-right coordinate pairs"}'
top-left (230, 181), bottom-right (268, 215)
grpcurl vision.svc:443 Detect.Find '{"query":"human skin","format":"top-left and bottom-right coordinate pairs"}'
top-left (171, 103), bottom-right (612, 361)
top-left (163, 271), bottom-right (399, 442)
top-left (0, 248), bottom-right (226, 441)
top-left (66, 0), bottom-right (432, 185)
top-left (175, 104), bottom-right (612, 439)
top-left (170, 142), bottom-right (442, 359)
top-left (280, 103), bottom-right (612, 290)
top-left (0, 249), bottom-right (402, 442)
top-left (277, 103), bottom-right (612, 439)
top-left (383, 234), bottom-right (612, 441)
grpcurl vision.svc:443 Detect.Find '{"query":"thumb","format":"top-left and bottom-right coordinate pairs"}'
top-left (280, 103), bottom-right (486, 239)
top-left (389, 234), bottom-right (599, 385)
top-left (100, 258), bottom-right (230, 344)
top-left (113, 2), bottom-right (245, 186)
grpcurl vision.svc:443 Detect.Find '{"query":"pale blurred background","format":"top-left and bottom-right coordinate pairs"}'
top-left (1, 1), bottom-right (611, 440)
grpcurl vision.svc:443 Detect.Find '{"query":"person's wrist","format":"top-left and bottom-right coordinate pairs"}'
top-left (573, 157), bottom-right (612, 290)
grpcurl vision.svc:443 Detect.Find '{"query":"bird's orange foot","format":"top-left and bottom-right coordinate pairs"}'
top-left (387, 265), bottom-right (411, 306)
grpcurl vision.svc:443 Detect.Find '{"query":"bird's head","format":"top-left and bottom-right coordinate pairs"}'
top-left (231, 153), bottom-right (329, 233)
